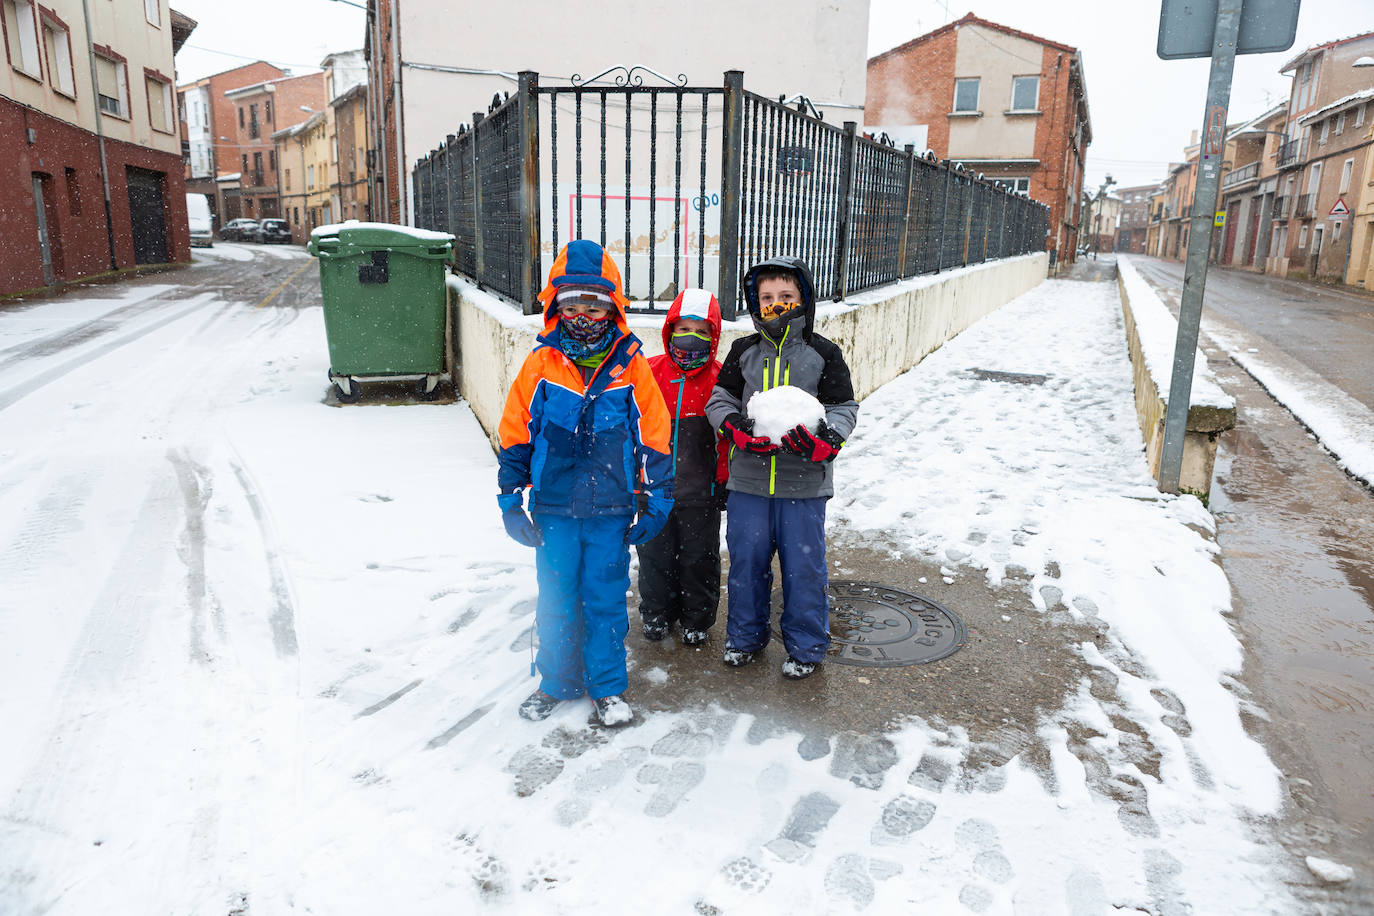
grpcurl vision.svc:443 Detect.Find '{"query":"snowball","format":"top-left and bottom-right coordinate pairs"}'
top-left (1305, 856), bottom-right (1354, 884)
top-left (747, 386), bottom-right (824, 444)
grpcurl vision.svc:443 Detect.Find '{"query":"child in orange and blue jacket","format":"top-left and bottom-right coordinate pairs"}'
top-left (636, 289), bottom-right (729, 647)
top-left (496, 240), bottom-right (674, 727)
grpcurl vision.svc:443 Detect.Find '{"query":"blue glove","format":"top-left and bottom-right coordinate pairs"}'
top-left (498, 490), bottom-right (542, 548)
top-left (626, 491), bottom-right (672, 545)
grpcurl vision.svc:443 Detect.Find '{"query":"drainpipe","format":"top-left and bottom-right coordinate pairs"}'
top-left (390, 0), bottom-right (408, 224)
top-left (80, 0), bottom-right (117, 270)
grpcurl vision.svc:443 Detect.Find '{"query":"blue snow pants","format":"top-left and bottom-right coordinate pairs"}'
top-left (532, 513), bottom-right (633, 700)
top-left (723, 491), bottom-right (830, 663)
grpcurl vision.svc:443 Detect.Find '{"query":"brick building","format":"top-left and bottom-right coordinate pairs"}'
top-left (865, 13), bottom-right (1092, 264)
top-left (1113, 183), bottom-right (1155, 254)
top-left (2, 0), bottom-right (194, 295)
top-left (177, 61), bottom-right (285, 226)
top-left (221, 71), bottom-right (325, 221)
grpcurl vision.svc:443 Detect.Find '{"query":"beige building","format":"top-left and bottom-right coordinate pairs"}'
top-left (366, 0), bottom-right (871, 225)
top-left (2, 0), bottom-right (194, 293)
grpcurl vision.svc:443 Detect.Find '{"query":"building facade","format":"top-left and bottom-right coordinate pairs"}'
top-left (1114, 183), bottom-right (1155, 254)
top-left (865, 13), bottom-right (1092, 264)
top-left (221, 70), bottom-right (325, 222)
top-left (1217, 105), bottom-right (1286, 271)
top-left (2, 0), bottom-right (194, 294)
top-left (365, 0), bottom-right (872, 225)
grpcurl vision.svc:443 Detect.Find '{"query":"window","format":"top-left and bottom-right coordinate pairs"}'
top-left (1332, 220), bottom-right (1342, 240)
top-left (1298, 225), bottom-right (1307, 248)
top-left (241, 154), bottom-right (248, 172)
top-left (265, 99), bottom-right (272, 123)
top-left (65, 167), bottom-right (80, 215)
top-left (953, 78), bottom-right (980, 112)
top-left (307, 164), bottom-right (314, 189)
top-left (999, 177), bottom-right (1030, 193)
top-left (41, 13), bottom-right (74, 96)
top-left (1335, 112), bottom-right (1346, 134)
top-left (1339, 158), bottom-right (1353, 194)
top-left (269, 150), bottom-right (275, 171)
top-left (284, 168), bottom-right (291, 190)
top-left (249, 102), bottom-right (258, 139)
top-left (94, 52), bottom-right (127, 117)
top-left (5, 0), bottom-right (42, 76)
top-left (1307, 162), bottom-right (1321, 195)
top-left (1319, 119), bottom-right (1329, 145)
top-left (1357, 104), bottom-right (1366, 129)
top-left (144, 0), bottom-right (158, 26)
top-left (1011, 76), bottom-right (1039, 111)
top-left (145, 73), bottom-right (172, 132)
top-left (238, 107), bottom-right (244, 129)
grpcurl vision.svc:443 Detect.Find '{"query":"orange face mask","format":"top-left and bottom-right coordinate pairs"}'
top-left (757, 299), bottom-right (799, 322)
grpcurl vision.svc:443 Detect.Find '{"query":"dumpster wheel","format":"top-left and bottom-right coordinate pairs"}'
top-left (416, 374), bottom-right (441, 402)
top-left (331, 373), bottom-right (362, 404)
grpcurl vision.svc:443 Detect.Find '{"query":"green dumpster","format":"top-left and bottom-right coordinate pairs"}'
top-left (306, 221), bottom-right (455, 402)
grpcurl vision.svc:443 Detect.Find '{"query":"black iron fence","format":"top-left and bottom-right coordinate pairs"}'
top-left (413, 70), bottom-right (1048, 317)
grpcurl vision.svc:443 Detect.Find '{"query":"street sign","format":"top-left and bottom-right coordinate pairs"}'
top-left (1330, 197), bottom-right (1350, 216)
top-left (1214, 211), bottom-right (1227, 227)
top-left (1158, 0), bottom-right (1301, 59)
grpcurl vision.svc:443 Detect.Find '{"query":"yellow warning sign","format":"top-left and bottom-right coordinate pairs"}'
top-left (1214, 211), bottom-right (1226, 227)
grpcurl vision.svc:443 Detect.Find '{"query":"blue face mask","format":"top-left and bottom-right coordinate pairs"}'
top-left (668, 330), bottom-right (711, 370)
top-left (559, 313), bottom-right (614, 360)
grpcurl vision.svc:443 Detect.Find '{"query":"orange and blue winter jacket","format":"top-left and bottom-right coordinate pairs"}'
top-left (497, 240), bottom-right (674, 518)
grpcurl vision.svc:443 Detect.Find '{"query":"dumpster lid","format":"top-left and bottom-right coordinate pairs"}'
top-left (310, 220), bottom-right (454, 249)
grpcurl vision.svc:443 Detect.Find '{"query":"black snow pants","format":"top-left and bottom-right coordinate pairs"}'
top-left (635, 504), bottom-right (721, 631)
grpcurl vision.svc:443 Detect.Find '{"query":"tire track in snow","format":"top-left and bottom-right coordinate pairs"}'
top-left (228, 458), bottom-right (298, 658)
top-left (0, 284), bottom-right (186, 362)
top-left (0, 294), bottom-right (216, 412)
top-left (169, 448), bottom-right (223, 664)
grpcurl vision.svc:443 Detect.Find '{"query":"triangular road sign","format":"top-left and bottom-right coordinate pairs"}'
top-left (1330, 197), bottom-right (1350, 216)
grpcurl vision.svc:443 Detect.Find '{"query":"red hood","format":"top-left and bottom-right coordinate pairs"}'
top-left (661, 289), bottom-right (722, 376)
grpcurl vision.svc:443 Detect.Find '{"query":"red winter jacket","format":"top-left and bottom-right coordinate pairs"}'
top-left (647, 289), bottom-right (730, 507)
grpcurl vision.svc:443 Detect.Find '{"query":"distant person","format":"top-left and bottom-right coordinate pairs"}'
top-left (705, 257), bottom-right (858, 679)
top-left (636, 289), bottom-right (730, 647)
top-left (496, 240), bottom-right (673, 726)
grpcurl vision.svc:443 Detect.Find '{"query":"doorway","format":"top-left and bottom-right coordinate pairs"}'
top-left (126, 166), bottom-right (169, 265)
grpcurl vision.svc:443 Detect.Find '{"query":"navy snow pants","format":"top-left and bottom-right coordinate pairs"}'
top-left (723, 491), bottom-right (830, 663)
top-left (532, 513), bottom-right (633, 700)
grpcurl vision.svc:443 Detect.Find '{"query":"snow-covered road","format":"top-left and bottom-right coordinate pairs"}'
top-left (0, 249), bottom-right (1354, 913)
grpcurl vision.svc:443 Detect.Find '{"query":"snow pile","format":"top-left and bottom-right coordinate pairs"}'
top-left (1305, 856), bottom-right (1355, 884)
top-left (747, 385), bottom-right (824, 443)
top-left (1117, 256), bottom-right (1234, 411)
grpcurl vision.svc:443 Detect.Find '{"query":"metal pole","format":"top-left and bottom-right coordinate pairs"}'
top-left (1158, 0), bottom-right (1240, 494)
top-left (897, 144), bottom-right (915, 277)
top-left (471, 111), bottom-right (485, 289)
top-left (717, 70), bottom-right (744, 320)
top-left (833, 121), bottom-right (858, 301)
top-left (517, 72), bottom-right (541, 314)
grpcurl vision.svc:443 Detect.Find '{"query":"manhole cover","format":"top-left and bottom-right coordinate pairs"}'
top-left (969, 368), bottom-right (1048, 386)
top-left (772, 581), bottom-right (967, 667)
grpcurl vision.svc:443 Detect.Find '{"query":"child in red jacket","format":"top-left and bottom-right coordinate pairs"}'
top-left (636, 289), bottom-right (729, 646)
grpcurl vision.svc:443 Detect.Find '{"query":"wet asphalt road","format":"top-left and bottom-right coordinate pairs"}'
top-left (1130, 256), bottom-right (1374, 412)
top-left (1131, 258), bottom-right (1374, 875)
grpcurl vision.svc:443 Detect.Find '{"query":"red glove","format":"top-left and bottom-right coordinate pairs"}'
top-left (722, 413), bottom-right (778, 454)
top-left (781, 422), bottom-right (843, 462)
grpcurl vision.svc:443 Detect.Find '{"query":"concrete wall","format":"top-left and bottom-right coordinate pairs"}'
top-left (448, 252), bottom-right (1049, 445)
top-left (1115, 261), bottom-right (1236, 500)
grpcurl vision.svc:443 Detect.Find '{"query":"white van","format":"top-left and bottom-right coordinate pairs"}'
top-left (186, 193), bottom-right (213, 247)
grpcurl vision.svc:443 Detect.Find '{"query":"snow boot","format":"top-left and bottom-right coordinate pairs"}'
top-left (593, 694), bottom-right (633, 727)
top-left (681, 627), bottom-right (709, 647)
top-left (781, 656), bottom-right (818, 680)
top-left (518, 690), bottom-right (562, 721)
top-left (642, 617), bottom-right (669, 642)
top-left (722, 647), bottom-right (757, 667)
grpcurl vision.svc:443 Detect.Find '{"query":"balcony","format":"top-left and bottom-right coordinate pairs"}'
top-left (1222, 161), bottom-right (1260, 189)
top-left (1295, 193), bottom-right (1314, 218)
top-left (1276, 137), bottom-right (1305, 169)
top-left (1271, 195), bottom-right (1289, 219)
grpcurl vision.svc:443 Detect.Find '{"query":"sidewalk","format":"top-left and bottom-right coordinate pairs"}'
top-left (1, 258), bottom-right (1362, 913)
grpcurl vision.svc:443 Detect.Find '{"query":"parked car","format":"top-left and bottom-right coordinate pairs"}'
top-left (221, 218), bottom-right (260, 242)
top-left (185, 193), bottom-right (214, 247)
top-left (256, 219), bottom-right (292, 244)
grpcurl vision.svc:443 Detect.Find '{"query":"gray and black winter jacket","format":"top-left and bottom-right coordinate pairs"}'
top-left (705, 257), bottom-right (859, 499)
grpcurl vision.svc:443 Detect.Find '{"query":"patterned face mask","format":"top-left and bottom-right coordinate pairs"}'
top-left (668, 330), bottom-right (712, 370)
top-left (561, 312), bottom-right (613, 346)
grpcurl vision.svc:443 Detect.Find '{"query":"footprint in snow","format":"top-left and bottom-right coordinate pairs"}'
top-left (637, 760), bottom-right (706, 816)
